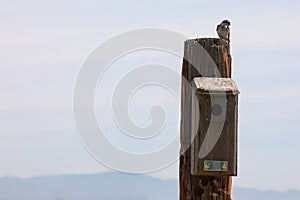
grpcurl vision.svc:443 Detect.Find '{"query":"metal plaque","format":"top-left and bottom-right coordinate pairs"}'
top-left (204, 160), bottom-right (228, 172)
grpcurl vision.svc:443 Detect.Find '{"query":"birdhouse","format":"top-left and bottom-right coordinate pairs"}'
top-left (190, 77), bottom-right (239, 176)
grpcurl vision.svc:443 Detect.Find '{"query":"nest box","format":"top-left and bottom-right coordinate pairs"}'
top-left (191, 77), bottom-right (239, 176)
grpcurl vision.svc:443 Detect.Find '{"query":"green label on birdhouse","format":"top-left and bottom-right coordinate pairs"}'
top-left (204, 160), bottom-right (228, 172)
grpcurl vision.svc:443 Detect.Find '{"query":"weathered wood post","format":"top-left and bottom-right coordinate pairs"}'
top-left (180, 38), bottom-right (237, 200)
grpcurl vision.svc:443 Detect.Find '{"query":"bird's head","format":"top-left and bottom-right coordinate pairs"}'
top-left (221, 20), bottom-right (231, 26)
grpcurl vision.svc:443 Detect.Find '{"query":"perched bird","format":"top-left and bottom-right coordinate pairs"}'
top-left (217, 20), bottom-right (231, 42)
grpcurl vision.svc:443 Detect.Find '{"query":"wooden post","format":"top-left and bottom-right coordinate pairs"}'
top-left (180, 38), bottom-right (232, 200)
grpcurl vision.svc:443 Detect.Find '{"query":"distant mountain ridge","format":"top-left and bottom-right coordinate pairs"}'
top-left (0, 172), bottom-right (299, 200)
top-left (233, 187), bottom-right (300, 200)
top-left (0, 172), bottom-right (177, 200)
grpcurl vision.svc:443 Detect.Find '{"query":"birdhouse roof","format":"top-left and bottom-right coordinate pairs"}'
top-left (192, 77), bottom-right (239, 95)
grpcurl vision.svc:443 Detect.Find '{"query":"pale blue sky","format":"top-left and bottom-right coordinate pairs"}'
top-left (1, 0), bottom-right (300, 192)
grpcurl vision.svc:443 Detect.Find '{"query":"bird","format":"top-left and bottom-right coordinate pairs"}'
top-left (217, 20), bottom-right (231, 42)
top-left (221, 162), bottom-right (227, 170)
